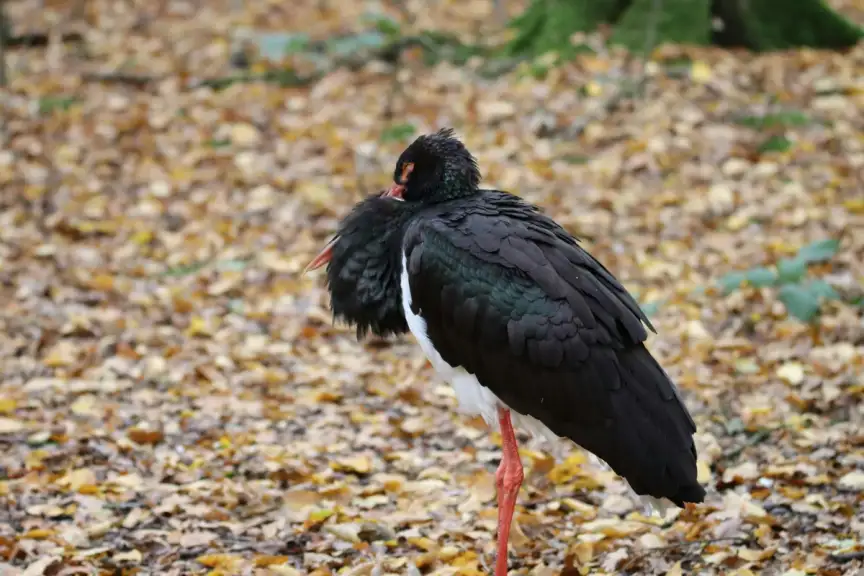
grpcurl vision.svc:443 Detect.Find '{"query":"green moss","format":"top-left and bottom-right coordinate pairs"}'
top-left (734, 0), bottom-right (862, 51)
top-left (503, 0), bottom-right (863, 58)
top-left (610, 0), bottom-right (711, 50)
top-left (506, 0), bottom-right (628, 57)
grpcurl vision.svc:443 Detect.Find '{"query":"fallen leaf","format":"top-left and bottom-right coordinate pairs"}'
top-left (548, 453), bottom-right (587, 484)
top-left (230, 123), bottom-right (261, 146)
top-left (60, 468), bottom-right (97, 492)
top-left (113, 549), bottom-right (143, 563)
top-left (128, 427), bottom-right (164, 445)
top-left (197, 553), bottom-right (243, 568)
top-left (332, 455), bottom-right (372, 475)
top-left (0, 418), bottom-right (25, 434)
top-left (180, 531), bottom-right (218, 548)
top-left (776, 362), bottom-right (805, 385)
top-left (837, 470), bottom-right (864, 490)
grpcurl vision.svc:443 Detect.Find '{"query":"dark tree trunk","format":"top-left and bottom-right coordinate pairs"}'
top-left (507, 0), bottom-right (863, 56)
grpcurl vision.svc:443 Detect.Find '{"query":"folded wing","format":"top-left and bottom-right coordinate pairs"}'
top-left (403, 194), bottom-right (704, 505)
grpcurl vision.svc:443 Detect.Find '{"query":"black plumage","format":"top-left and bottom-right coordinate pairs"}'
top-left (307, 129), bottom-right (705, 574)
top-left (323, 194), bottom-right (411, 338)
top-left (402, 191), bottom-right (703, 505)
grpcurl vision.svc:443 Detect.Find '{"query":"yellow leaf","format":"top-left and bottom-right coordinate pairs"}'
top-left (548, 453), bottom-right (587, 484)
top-left (580, 518), bottom-right (647, 537)
top-left (568, 476), bottom-right (604, 490)
top-left (253, 555), bottom-right (290, 567)
top-left (196, 554), bottom-right (242, 569)
top-left (691, 60), bottom-right (712, 83)
top-left (585, 81), bottom-right (603, 97)
top-left (455, 569), bottom-right (485, 576)
top-left (407, 536), bottom-right (438, 552)
top-left (114, 549), bottom-right (143, 563)
top-left (231, 123), bottom-right (261, 147)
top-left (21, 528), bottom-right (55, 540)
top-left (88, 274), bottom-right (115, 292)
top-left (844, 198), bottom-right (864, 214)
top-left (305, 508), bottom-right (334, 526)
top-left (186, 316), bottom-right (213, 337)
top-left (61, 468), bottom-right (97, 492)
top-left (726, 212), bottom-right (749, 231)
top-left (331, 455), bottom-right (371, 475)
top-left (0, 399), bottom-right (16, 414)
top-left (132, 230), bottom-right (154, 245)
top-left (568, 540), bottom-right (594, 565)
top-left (560, 498), bottom-right (597, 518)
top-left (315, 391), bottom-right (343, 404)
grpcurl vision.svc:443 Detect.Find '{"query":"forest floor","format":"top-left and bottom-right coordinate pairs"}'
top-left (1, 0), bottom-right (862, 574)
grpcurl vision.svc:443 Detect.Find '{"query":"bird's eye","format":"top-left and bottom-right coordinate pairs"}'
top-left (398, 162), bottom-right (414, 185)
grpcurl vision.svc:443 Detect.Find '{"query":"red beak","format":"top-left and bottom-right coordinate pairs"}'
top-left (303, 183), bottom-right (406, 274)
top-left (303, 235), bottom-right (338, 273)
top-left (383, 182), bottom-right (405, 200)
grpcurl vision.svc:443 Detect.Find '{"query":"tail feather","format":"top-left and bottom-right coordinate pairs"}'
top-left (604, 345), bottom-right (705, 507)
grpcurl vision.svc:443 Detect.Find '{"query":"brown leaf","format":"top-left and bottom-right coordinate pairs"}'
top-left (128, 427), bottom-right (164, 445)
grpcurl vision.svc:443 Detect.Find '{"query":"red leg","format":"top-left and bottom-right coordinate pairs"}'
top-left (494, 407), bottom-right (524, 576)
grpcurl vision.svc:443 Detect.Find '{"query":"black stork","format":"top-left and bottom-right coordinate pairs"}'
top-left (305, 129), bottom-right (705, 574)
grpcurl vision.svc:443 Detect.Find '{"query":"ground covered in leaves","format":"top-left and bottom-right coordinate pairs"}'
top-left (1, 0), bottom-right (863, 574)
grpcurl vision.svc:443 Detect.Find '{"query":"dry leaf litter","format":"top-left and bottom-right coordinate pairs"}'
top-left (0, 0), bottom-right (863, 574)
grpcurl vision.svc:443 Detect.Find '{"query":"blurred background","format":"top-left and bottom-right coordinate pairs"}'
top-left (0, 0), bottom-right (863, 574)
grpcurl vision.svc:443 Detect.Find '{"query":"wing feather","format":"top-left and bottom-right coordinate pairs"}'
top-left (404, 193), bottom-right (703, 505)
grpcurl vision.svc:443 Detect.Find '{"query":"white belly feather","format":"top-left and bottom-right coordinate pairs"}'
top-left (400, 252), bottom-right (560, 443)
top-left (399, 252), bottom-right (673, 517)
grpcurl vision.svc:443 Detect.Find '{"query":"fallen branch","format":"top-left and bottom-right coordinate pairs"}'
top-left (80, 33), bottom-right (469, 91)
